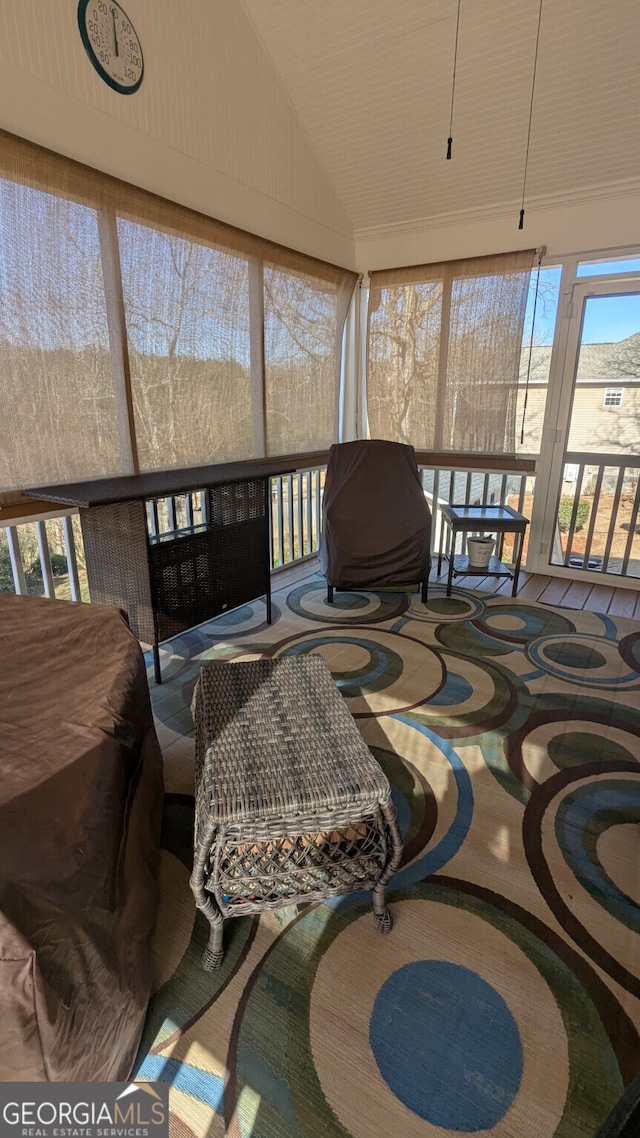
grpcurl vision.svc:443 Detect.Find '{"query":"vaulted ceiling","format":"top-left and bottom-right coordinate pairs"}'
top-left (242, 0), bottom-right (640, 238)
top-left (0, 0), bottom-right (638, 267)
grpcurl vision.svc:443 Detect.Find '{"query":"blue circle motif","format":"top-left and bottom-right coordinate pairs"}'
top-left (369, 960), bottom-right (523, 1131)
top-left (429, 671), bottom-right (473, 706)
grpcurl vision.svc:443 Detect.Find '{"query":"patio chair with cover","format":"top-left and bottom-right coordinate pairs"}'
top-left (320, 439), bottom-right (432, 604)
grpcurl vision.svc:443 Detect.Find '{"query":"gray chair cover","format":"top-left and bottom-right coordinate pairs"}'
top-left (320, 439), bottom-right (431, 599)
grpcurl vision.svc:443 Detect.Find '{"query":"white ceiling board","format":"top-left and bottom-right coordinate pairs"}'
top-left (0, 0), bottom-right (638, 260)
top-left (0, 0), bottom-right (353, 252)
top-left (242, 0), bottom-right (640, 232)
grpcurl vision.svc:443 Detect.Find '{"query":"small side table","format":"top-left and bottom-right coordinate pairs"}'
top-left (190, 656), bottom-right (403, 969)
top-left (437, 504), bottom-right (529, 597)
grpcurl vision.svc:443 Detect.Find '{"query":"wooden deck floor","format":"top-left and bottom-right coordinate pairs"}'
top-left (444, 567), bottom-right (640, 620)
top-left (273, 557), bottom-right (640, 621)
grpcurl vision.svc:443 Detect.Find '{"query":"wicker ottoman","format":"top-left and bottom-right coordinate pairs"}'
top-left (190, 655), bottom-right (403, 970)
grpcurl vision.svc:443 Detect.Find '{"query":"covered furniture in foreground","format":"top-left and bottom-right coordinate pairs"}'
top-left (320, 439), bottom-right (432, 603)
top-left (0, 593), bottom-right (163, 1081)
top-left (190, 656), bottom-right (403, 969)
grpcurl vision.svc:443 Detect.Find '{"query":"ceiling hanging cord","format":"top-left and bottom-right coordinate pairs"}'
top-left (520, 246), bottom-right (546, 446)
top-left (446, 0), bottom-right (461, 159)
top-left (519, 0), bottom-right (543, 228)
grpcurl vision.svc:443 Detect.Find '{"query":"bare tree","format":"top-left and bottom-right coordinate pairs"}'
top-left (368, 282), bottom-right (443, 445)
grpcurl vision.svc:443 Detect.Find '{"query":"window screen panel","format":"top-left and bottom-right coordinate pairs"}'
top-left (367, 250), bottom-right (535, 455)
top-left (0, 179), bottom-right (120, 489)
top-left (264, 264), bottom-right (347, 455)
top-left (118, 219), bottom-right (256, 470)
top-left (366, 281), bottom-right (443, 449)
top-left (0, 127), bottom-right (358, 497)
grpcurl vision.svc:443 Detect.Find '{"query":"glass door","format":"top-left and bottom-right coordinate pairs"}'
top-left (535, 281), bottom-right (640, 582)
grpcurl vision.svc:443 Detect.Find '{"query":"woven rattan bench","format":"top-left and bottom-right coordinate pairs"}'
top-left (190, 655), bottom-right (403, 970)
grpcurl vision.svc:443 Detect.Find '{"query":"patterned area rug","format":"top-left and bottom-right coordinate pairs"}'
top-left (135, 576), bottom-right (640, 1137)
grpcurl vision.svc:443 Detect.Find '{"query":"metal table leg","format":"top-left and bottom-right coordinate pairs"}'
top-left (153, 643), bottom-right (162, 685)
top-left (511, 529), bottom-right (525, 596)
top-left (437, 514), bottom-right (445, 575)
top-left (446, 524), bottom-right (456, 596)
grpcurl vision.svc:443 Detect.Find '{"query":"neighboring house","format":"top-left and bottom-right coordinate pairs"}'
top-left (519, 332), bottom-right (640, 456)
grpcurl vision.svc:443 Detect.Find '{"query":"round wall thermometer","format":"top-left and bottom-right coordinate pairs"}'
top-left (78, 1), bottom-right (144, 94)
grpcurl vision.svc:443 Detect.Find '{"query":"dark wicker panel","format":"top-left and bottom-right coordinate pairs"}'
top-left (79, 476), bottom-right (272, 672)
top-left (80, 500), bottom-right (155, 644)
top-left (149, 514), bottom-right (270, 643)
top-left (207, 477), bottom-right (267, 526)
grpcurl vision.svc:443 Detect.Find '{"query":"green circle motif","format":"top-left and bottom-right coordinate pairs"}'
top-left (280, 636), bottom-right (405, 697)
top-left (428, 597), bottom-right (469, 615)
top-left (544, 641), bottom-right (608, 670)
top-left (370, 746), bottom-right (430, 852)
top-left (408, 587), bottom-right (486, 624)
top-left (548, 732), bottom-right (637, 770)
top-left (286, 583), bottom-right (408, 624)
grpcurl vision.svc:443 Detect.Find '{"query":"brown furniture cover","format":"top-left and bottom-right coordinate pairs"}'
top-left (320, 439), bottom-right (432, 595)
top-left (0, 592), bottom-right (163, 1081)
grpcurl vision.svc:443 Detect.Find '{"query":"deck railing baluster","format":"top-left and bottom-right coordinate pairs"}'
top-left (296, 472), bottom-right (303, 560)
top-left (275, 477), bottom-right (284, 568)
top-left (305, 470), bottom-right (313, 557)
top-left (516, 475), bottom-right (527, 516)
top-left (314, 470), bottom-right (322, 551)
top-left (147, 499), bottom-right (159, 536)
top-left (7, 526), bottom-right (28, 595)
top-left (562, 465), bottom-right (586, 567)
top-left (35, 520), bottom-right (55, 599)
top-left (621, 471), bottom-right (640, 577)
top-left (602, 465), bottom-right (627, 574)
top-left (62, 515), bottom-right (81, 602)
top-left (286, 474), bottom-right (294, 563)
top-left (580, 465), bottom-right (604, 570)
top-left (185, 492), bottom-right (194, 530)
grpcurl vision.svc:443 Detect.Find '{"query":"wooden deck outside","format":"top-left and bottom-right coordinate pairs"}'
top-left (457, 567), bottom-right (640, 620)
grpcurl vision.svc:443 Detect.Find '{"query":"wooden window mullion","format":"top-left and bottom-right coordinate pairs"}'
top-left (97, 207), bottom-right (139, 474)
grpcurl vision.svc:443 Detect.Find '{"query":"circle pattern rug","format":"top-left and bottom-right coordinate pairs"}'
top-left (138, 578), bottom-right (640, 1137)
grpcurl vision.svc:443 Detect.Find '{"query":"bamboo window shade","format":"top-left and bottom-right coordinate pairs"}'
top-left (0, 129), bottom-right (357, 503)
top-left (367, 249), bottom-right (535, 455)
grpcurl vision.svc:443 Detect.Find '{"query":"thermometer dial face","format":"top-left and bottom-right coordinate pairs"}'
top-left (78, 1), bottom-right (144, 95)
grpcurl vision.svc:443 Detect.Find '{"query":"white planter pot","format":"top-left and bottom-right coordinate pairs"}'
top-left (467, 536), bottom-right (495, 569)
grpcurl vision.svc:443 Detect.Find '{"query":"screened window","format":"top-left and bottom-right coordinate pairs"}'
top-left (517, 265), bottom-right (561, 454)
top-left (118, 219), bottom-right (255, 469)
top-left (0, 129), bottom-right (357, 496)
top-left (264, 264), bottom-right (348, 455)
top-left (367, 250), bottom-right (535, 454)
top-left (577, 256), bottom-right (640, 277)
top-left (0, 179), bottom-right (120, 490)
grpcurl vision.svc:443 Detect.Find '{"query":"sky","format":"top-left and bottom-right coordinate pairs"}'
top-left (525, 262), bottom-right (640, 346)
top-left (581, 293), bottom-right (640, 345)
